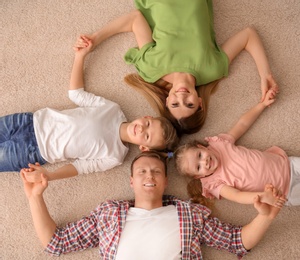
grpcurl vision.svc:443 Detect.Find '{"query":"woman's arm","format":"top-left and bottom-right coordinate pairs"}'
top-left (74, 10), bottom-right (153, 51)
top-left (221, 26), bottom-right (279, 101)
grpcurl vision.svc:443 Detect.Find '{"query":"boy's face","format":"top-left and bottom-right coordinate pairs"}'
top-left (130, 156), bottom-right (168, 199)
top-left (127, 116), bottom-right (164, 151)
top-left (181, 145), bottom-right (219, 178)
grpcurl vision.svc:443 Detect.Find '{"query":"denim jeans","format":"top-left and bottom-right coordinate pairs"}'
top-left (0, 113), bottom-right (47, 172)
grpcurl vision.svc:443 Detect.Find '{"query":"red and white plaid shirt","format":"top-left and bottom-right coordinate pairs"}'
top-left (46, 195), bottom-right (248, 259)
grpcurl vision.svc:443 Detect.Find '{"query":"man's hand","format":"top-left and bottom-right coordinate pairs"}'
top-left (21, 163), bottom-right (49, 183)
top-left (253, 185), bottom-right (286, 220)
top-left (20, 169), bottom-right (48, 199)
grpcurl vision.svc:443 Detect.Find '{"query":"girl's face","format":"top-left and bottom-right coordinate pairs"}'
top-left (181, 145), bottom-right (219, 178)
top-left (166, 84), bottom-right (202, 120)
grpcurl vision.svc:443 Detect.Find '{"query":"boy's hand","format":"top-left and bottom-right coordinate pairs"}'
top-left (21, 163), bottom-right (49, 183)
top-left (260, 74), bottom-right (279, 102)
top-left (73, 35), bottom-right (93, 58)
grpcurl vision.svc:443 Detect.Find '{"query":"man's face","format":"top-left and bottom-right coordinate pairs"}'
top-left (130, 156), bottom-right (168, 200)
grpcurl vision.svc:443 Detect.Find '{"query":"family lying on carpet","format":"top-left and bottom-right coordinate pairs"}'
top-left (2, 0), bottom-right (299, 258)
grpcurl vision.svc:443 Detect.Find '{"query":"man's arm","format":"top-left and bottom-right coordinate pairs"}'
top-left (21, 171), bottom-right (56, 247)
top-left (241, 194), bottom-right (283, 250)
top-left (221, 26), bottom-right (279, 101)
top-left (73, 10), bottom-right (153, 51)
top-left (227, 88), bottom-right (276, 142)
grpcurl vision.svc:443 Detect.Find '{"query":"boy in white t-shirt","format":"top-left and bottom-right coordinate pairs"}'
top-left (0, 37), bottom-right (178, 181)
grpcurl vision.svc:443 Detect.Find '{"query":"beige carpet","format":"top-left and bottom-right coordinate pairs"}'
top-left (1, 0), bottom-right (300, 259)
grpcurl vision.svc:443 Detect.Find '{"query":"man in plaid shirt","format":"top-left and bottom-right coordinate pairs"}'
top-left (21, 151), bottom-right (284, 259)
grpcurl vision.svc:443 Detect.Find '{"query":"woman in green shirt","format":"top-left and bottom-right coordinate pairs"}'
top-left (74, 0), bottom-right (278, 136)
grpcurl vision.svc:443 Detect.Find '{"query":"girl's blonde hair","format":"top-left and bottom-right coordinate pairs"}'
top-left (124, 73), bottom-right (220, 136)
top-left (174, 140), bottom-right (213, 209)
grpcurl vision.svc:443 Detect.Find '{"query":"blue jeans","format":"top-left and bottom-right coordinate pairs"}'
top-left (0, 113), bottom-right (47, 172)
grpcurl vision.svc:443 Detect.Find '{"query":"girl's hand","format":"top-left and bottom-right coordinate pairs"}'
top-left (261, 88), bottom-right (277, 107)
top-left (260, 74), bottom-right (279, 102)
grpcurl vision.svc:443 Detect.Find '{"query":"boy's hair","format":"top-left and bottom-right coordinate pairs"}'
top-left (174, 140), bottom-right (207, 176)
top-left (131, 151), bottom-right (168, 177)
top-left (154, 116), bottom-right (179, 152)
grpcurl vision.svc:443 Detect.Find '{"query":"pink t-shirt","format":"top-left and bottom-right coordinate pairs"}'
top-left (200, 134), bottom-right (290, 199)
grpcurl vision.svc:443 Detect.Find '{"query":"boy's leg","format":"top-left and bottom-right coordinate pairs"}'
top-left (0, 113), bottom-right (46, 172)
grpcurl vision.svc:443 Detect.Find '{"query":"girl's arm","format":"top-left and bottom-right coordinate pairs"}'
top-left (73, 10), bottom-right (153, 51)
top-left (221, 26), bottom-right (279, 101)
top-left (220, 184), bottom-right (286, 207)
top-left (227, 88), bottom-right (276, 141)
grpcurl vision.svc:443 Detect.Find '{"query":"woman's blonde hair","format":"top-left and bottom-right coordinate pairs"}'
top-left (124, 73), bottom-right (220, 136)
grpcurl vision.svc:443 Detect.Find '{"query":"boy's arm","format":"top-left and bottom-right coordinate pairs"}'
top-left (220, 184), bottom-right (286, 207)
top-left (23, 163), bottom-right (78, 182)
top-left (69, 38), bottom-right (93, 90)
top-left (227, 89), bottom-right (276, 141)
top-left (20, 172), bottom-right (56, 247)
top-left (221, 26), bottom-right (279, 101)
top-left (241, 194), bottom-right (283, 250)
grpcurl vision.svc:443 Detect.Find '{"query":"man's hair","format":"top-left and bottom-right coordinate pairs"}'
top-left (174, 140), bottom-right (207, 176)
top-left (131, 151), bottom-right (168, 177)
top-left (154, 116), bottom-right (179, 151)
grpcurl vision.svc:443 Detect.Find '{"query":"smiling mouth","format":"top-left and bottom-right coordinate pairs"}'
top-left (175, 88), bottom-right (189, 93)
top-left (143, 184), bottom-right (156, 187)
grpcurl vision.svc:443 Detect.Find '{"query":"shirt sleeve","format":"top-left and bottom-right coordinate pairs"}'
top-left (45, 208), bottom-right (100, 256)
top-left (192, 205), bottom-right (248, 258)
top-left (68, 88), bottom-right (107, 107)
top-left (72, 157), bottom-right (121, 174)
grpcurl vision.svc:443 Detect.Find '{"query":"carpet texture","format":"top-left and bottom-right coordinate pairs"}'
top-left (1, 0), bottom-right (299, 259)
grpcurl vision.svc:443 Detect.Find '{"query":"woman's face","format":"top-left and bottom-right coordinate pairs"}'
top-left (166, 84), bottom-right (202, 120)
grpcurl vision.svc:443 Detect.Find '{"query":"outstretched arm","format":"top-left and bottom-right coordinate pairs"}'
top-left (73, 10), bottom-right (153, 51)
top-left (221, 26), bottom-right (279, 101)
top-left (227, 88), bottom-right (276, 142)
top-left (20, 171), bottom-right (56, 248)
top-left (220, 184), bottom-right (286, 207)
top-left (241, 193), bottom-right (284, 250)
top-left (22, 163), bottom-right (78, 182)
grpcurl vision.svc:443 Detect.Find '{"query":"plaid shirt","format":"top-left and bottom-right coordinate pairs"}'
top-left (46, 195), bottom-right (248, 259)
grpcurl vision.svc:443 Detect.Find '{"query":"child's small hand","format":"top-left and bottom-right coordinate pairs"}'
top-left (261, 183), bottom-right (286, 208)
top-left (261, 88), bottom-right (277, 107)
top-left (21, 163), bottom-right (49, 183)
top-left (73, 35), bottom-right (94, 57)
top-left (260, 74), bottom-right (279, 102)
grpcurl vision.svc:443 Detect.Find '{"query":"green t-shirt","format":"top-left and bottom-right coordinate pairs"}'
top-left (124, 0), bottom-right (229, 85)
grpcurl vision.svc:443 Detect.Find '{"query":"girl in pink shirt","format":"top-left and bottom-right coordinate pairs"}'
top-left (174, 89), bottom-right (300, 206)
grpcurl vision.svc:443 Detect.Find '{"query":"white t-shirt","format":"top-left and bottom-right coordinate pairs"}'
top-left (33, 88), bottom-right (128, 174)
top-left (115, 205), bottom-right (181, 260)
